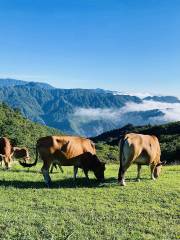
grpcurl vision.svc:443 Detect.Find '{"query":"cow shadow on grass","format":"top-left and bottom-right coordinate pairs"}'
top-left (0, 176), bottom-right (152, 189)
top-left (0, 168), bottom-right (151, 189)
top-left (0, 177), bottom-right (120, 189)
top-left (8, 169), bottom-right (39, 173)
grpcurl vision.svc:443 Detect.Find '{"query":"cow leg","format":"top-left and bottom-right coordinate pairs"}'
top-left (1, 157), bottom-right (5, 169)
top-left (58, 164), bottom-right (64, 173)
top-left (41, 161), bottom-right (52, 187)
top-left (73, 166), bottom-right (78, 180)
top-left (118, 166), bottom-right (126, 186)
top-left (8, 156), bottom-right (13, 169)
top-left (50, 163), bottom-right (58, 173)
top-left (50, 164), bottom-right (54, 173)
top-left (2, 157), bottom-right (9, 170)
top-left (83, 169), bottom-right (89, 180)
top-left (136, 164), bottom-right (142, 182)
top-left (118, 160), bottom-right (132, 186)
top-left (150, 165), bottom-right (156, 180)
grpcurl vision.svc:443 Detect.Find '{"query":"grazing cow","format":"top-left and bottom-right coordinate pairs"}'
top-left (0, 137), bottom-right (13, 169)
top-left (0, 138), bottom-right (30, 169)
top-left (118, 133), bottom-right (165, 186)
top-left (19, 136), bottom-right (105, 187)
top-left (12, 147), bottom-right (30, 161)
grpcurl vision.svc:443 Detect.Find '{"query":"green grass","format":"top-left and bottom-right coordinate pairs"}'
top-left (0, 164), bottom-right (179, 240)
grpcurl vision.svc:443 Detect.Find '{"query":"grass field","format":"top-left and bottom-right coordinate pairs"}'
top-left (0, 163), bottom-right (179, 240)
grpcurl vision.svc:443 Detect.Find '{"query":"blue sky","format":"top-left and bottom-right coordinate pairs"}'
top-left (0, 0), bottom-right (180, 95)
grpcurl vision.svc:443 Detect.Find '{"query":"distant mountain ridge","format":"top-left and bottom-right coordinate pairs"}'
top-left (143, 96), bottom-right (180, 103)
top-left (0, 78), bottom-right (54, 89)
top-left (0, 78), bottom-right (179, 136)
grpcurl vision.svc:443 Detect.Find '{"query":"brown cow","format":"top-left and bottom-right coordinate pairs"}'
top-left (0, 137), bottom-right (13, 169)
top-left (19, 136), bottom-right (105, 187)
top-left (118, 133), bottom-right (165, 186)
top-left (0, 138), bottom-right (30, 169)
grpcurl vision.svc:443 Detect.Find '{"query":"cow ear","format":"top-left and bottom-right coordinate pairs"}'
top-left (157, 161), bottom-right (166, 166)
top-left (161, 161), bottom-right (166, 166)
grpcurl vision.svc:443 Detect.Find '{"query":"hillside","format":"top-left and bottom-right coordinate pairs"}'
top-left (92, 122), bottom-right (180, 164)
top-left (0, 78), bottom-right (180, 136)
top-left (0, 79), bottom-right (141, 135)
top-left (0, 103), bottom-right (61, 149)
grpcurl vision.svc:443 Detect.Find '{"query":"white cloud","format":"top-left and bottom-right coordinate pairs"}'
top-left (73, 100), bottom-right (180, 124)
top-left (113, 91), bottom-right (155, 98)
top-left (121, 100), bottom-right (180, 122)
top-left (73, 108), bottom-right (123, 123)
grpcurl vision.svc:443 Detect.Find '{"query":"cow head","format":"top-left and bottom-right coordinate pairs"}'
top-left (154, 161), bottom-right (166, 178)
top-left (93, 161), bottom-right (106, 182)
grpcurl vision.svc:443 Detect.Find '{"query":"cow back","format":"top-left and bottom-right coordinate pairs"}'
top-left (37, 136), bottom-right (95, 157)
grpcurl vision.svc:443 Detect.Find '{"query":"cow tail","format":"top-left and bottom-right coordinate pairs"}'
top-left (19, 145), bottom-right (39, 168)
top-left (119, 135), bottom-right (126, 175)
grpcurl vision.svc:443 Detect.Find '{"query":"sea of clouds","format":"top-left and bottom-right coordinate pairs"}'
top-left (73, 100), bottom-right (180, 124)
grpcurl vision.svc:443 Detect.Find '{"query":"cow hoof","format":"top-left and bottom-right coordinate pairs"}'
top-left (45, 182), bottom-right (52, 188)
top-left (118, 180), bottom-right (126, 186)
top-left (3, 168), bottom-right (9, 171)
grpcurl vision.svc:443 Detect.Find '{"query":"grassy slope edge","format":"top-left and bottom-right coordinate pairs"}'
top-left (0, 103), bottom-right (61, 150)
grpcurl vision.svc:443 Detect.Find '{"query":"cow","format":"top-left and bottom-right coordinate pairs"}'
top-left (19, 136), bottom-right (106, 187)
top-left (12, 147), bottom-right (30, 162)
top-left (118, 133), bottom-right (165, 186)
top-left (0, 137), bottom-right (13, 169)
top-left (0, 137), bottom-right (30, 169)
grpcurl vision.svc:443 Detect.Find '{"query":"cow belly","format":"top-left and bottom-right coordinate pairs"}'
top-left (133, 155), bottom-right (149, 165)
top-left (52, 158), bottom-right (81, 167)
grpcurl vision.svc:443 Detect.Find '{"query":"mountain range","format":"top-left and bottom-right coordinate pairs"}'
top-left (0, 78), bottom-right (180, 136)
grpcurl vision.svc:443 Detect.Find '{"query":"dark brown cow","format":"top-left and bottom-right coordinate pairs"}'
top-left (20, 136), bottom-right (105, 187)
top-left (118, 133), bottom-right (165, 186)
top-left (0, 137), bottom-right (13, 169)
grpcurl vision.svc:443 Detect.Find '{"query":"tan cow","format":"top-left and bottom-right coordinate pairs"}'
top-left (0, 137), bottom-right (13, 169)
top-left (118, 133), bottom-right (165, 186)
top-left (19, 136), bottom-right (105, 187)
